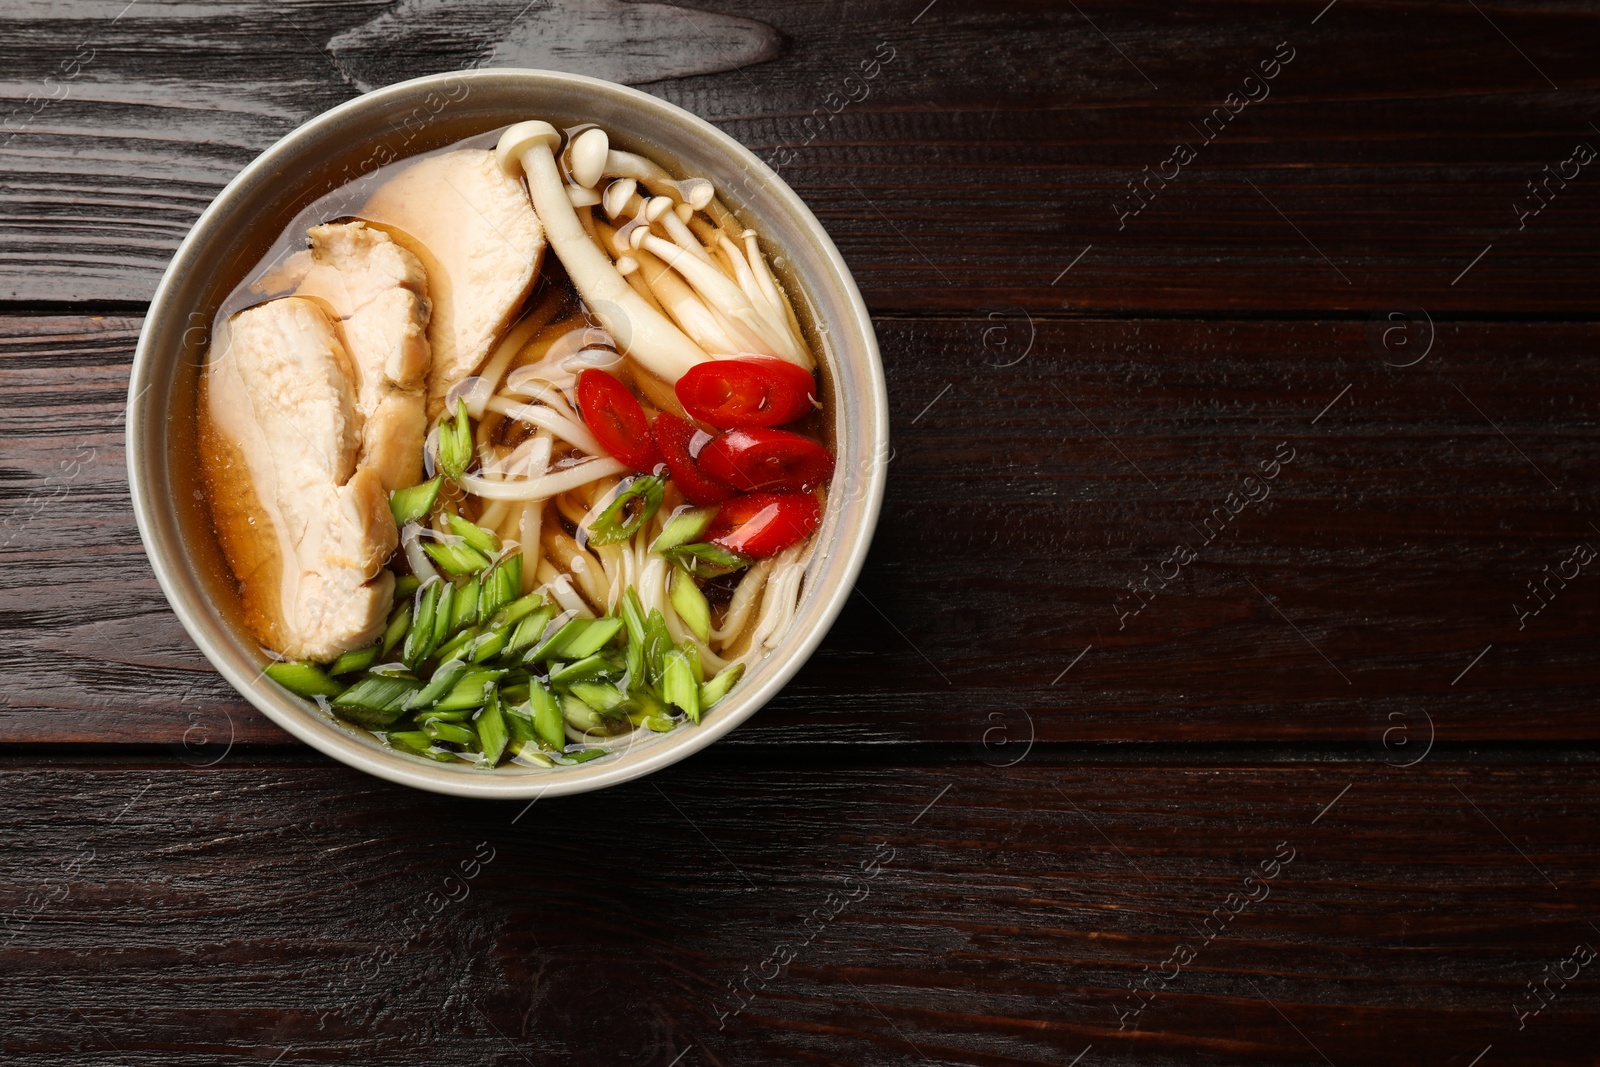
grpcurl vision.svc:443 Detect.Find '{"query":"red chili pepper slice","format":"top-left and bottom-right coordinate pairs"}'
top-left (696, 428), bottom-right (834, 494)
top-left (576, 369), bottom-right (660, 473)
top-left (675, 356), bottom-right (817, 428)
top-left (708, 492), bottom-right (822, 559)
top-left (650, 412), bottom-right (736, 506)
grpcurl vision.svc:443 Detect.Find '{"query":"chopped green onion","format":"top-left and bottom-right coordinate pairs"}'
top-left (528, 616), bottom-right (624, 662)
top-left (548, 653), bottom-right (614, 687)
top-left (503, 701), bottom-right (536, 744)
top-left (385, 730), bottom-right (456, 761)
top-left (650, 506), bottom-right (719, 555)
top-left (424, 539), bottom-right (492, 577)
top-left (476, 689), bottom-right (509, 765)
top-left (438, 398), bottom-right (474, 481)
top-left (497, 591), bottom-right (547, 627)
top-left (264, 661), bottom-right (344, 699)
top-left (661, 647), bottom-right (700, 723)
top-left (393, 573), bottom-right (422, 601)
top-left (433, 668), bottom-right (505, 713)
top-left (700, 662), bottom-right (744, 711)
top-left (664, 542), bottom-right (751, 579)
top-left (529, 680), bottom-right (564, 750)
top-left (432, 582), bottom-right (457, 650)
top-left (586, 474), bottom-right (665, 546)
top-left (642, 714), bottom-right (677, 733)
top-left (643, 609), bottom-right (673, 685)
top-left (620, 589), bottom-right (647, 683)
top-left (568, 680), bottom-right (626, 714)
top-left (332, 674), bottom-right (423, 726)
top-left (508, 607), bottom-right (554, 654)
top-left (423, 719), bottom-right (478, 747)
top-left (404, 659), bottom-right (469, 711)
top-left (471, 624), bottom-right (511, 663)
top-left (452, 576), bottom-right (481, 631)
top-left (381, 601), bottom-right (412, 655)
top-left (561, 693), bottom-right (609, 732)
top-left (404, 579), bottom-right (441, 666)
top-left (389, 476), bottom-right (443, 527)
top-left (329, 645), bottom-right (379, 676)
top-left (432, 626), bottom-right (478, 665)
top-left (510, 743), bottom-right (555, 767)
top-left (495, 554), bottom-right (523, 605)
top-left (557, 748), bottom-right (607, 764)
top-left (669, 565), bottom-right (712, 643)
top-left (478, 560), bottom-right (511, 618)
top-left (445, 512), bottom-right (502, 555)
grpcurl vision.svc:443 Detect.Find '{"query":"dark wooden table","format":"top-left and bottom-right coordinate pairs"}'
top-left (4, 1), bottom-right (1599, 1063)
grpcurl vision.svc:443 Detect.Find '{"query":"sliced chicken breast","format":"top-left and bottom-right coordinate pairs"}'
top-left (201, 297), bottom-right (397, 662)
top-left (360, 148), bottom-right (545, 415)
top-left (300, 220), bottom-right (432, 490)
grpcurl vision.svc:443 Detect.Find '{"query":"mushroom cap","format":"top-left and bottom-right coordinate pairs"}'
top-left (495, 120), bottom-right (560, 174)
top-left (568, 128), bottom-right (610, 188)
top-left (603, 178), bottom-right (638, 219)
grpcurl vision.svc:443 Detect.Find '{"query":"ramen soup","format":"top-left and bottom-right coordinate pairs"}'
top-left (199, 120), bottom-right (832, 769)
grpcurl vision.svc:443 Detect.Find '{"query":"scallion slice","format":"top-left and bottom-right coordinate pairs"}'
top-left (649, 505), bottom-right (719, 555)
top-left (264, 661), bottom-right (345, 699)
top-left (385, 730), bottom-right (456, 762)
top-left (700, 662), bottom-right (744, 711)
top-left (529, 680), bottom-right (563, 750)
top-left (381, 601), bottom-right (412, 655)
top-left (669, 564), bottom-right (712, 642)
top-left (332, 674), bottom-right (423, 726)
top-left (528, 616), bottom-right (624, 662)
top-left (389, 476), bottom-right (442, 528)
top-left (445, 512), bottom-right (502, 556)
top-left (452, 576), bottom-right (481, 631)
top-left (661, 647), bottom-right (701, 722)
top-left (328, 645), bottom-right (379, 676)
top-left (404, 579), bottom-right (441, 666)
top-left (586, 474), bottom-right (665, 546)
top-left (432, 668), bottom-right (505, 713)
top-left (403, 659), bottom-right (469, 711)
top-left (507, 607), bottom-right (554, 654)
top-left (476, 689), bottom-right (509, 765)
top-left (432, 583), bottom-right (457, 650)
top-left (470, 624), bottom-right (511, 663)
top-left (664, 542), bottom-right (751, 579)
top-left (438, 398), bottom-right (473, 481)
top-left (424, 539), bottom-right (492, 577)
top-left (423, 718), bottom-right (478, 747)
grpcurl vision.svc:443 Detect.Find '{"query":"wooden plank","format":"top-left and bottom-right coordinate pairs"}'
top-left (1, 756), bottom-right (1597, 1064)
top-left (4, 313), bottom-right (1596, 747)
top-left (1, 1), bottom-right (1598, 310)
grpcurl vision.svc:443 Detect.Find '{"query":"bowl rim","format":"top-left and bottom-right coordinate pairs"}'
top-left (127, 68), bottom-right (887, 799)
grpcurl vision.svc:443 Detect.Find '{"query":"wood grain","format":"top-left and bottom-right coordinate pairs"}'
top-left (4, 313), bottom-right (1595, 747)
top-left (1, 1), bottom-right (1598, 309)
top-left (326, 0), bottom-right (784, 90)
top-left (1, 755), bottom-right (1597, 1065)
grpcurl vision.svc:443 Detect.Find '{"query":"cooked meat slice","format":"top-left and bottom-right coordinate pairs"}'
top-left (201, 296), bottom-right (397, 662)
top-left (360, 148), bottom-right (544, 415)
top-left (301, 220), bottom-right (432, 490)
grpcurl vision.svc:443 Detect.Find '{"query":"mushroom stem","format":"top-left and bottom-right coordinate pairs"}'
top-left (639, 233), bottom-right (804, 364)
top-left (497, 121), bottom-right (709, 382)
top-left (631, 244), bottom-right (747, 354)
top-left (659, 207), bottom-right (716, 264)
